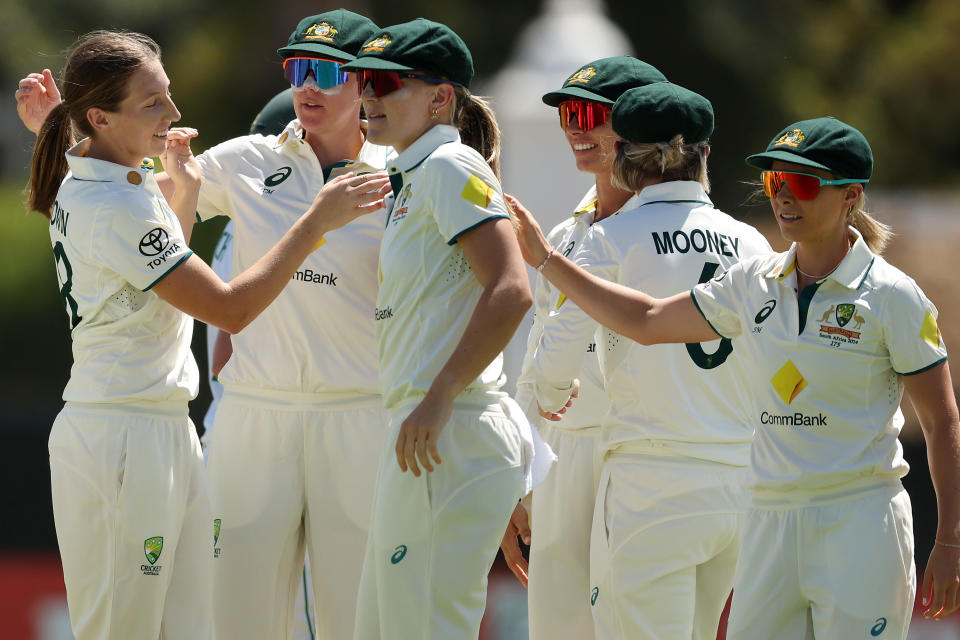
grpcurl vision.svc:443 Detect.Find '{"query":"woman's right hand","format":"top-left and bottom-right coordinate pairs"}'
top-left (15, 69), bottom-right (62, 135)
top-left (306, 172), bottom-right (392, 238)
top-left (504, 194), bottom-right (551, 268)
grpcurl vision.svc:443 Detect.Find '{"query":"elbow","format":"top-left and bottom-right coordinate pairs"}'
top-left (219, 310), bottom-right (253, 335)
top-left (509, 285), bottom-right (533, 323)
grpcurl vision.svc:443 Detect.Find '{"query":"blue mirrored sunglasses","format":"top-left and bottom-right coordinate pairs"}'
top-left (282, 57), bottom-right (349, 90)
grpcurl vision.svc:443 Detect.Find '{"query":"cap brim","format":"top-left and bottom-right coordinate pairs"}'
top-left (745, 150), bottom-right (832, 172)
top-left (541, 87), bottom-right (614, 107)
top-left (277, 43), bottom-right (356, 62)
top-left (341, 57), bottom-right (416, 73)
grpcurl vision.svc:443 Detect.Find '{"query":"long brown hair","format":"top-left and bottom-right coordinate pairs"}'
top-left (452, 86), bottom-right (502, 180)
top-left (28, 31), bottom-right (161, 216)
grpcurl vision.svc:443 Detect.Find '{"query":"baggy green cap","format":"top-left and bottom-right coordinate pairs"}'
top-left (277, 10), bottom-right (380, 62)
top-left (542, 56), bottom-right (667, 107)
top-left (612, 82), bottom-right (714, 143)
top-left (745, 117), bottom-right (873, 180)
top-left (341, 18), bottom-right (474, 88)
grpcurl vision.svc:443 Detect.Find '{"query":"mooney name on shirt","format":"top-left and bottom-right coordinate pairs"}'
top-left (652, 228), bottom-right (742, 257)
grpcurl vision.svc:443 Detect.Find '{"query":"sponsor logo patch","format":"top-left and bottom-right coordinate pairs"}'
top-left (139, 228), bottom-right (170, 256)
top-left (817, 303), bottom-right (863, 346)
top-left (142, 536), bottom-right (164, 576)
top-left (921, 311), bottom-right (941, 347)
top-left (390, 544), bottom-right (407, 564)
top-left (461, 174), bottom-right (493, 208)
top-left (771, 360), bottom-right (807, 405)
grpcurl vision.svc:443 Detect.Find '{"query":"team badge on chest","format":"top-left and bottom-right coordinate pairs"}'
top-left (391, 183), bottom-right (413, 225)
top-left (817, 302), bottom-right (863, 346)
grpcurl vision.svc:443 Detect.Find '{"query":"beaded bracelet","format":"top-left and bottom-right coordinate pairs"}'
top-left (536, 249), bottom-right (554, 272)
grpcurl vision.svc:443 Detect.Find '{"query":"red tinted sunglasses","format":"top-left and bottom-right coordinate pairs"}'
top-left (761, 170), bottom-right (864, 201)
top-left (558, 99), bottom-right (611, 132)
top-left (358, 69), bottom-right (454, 97)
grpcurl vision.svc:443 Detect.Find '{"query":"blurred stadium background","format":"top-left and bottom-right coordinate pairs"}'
top-left (2, 0), bottom-right (959, 637)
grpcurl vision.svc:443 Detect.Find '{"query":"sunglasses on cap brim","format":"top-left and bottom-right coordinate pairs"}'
top-left (558, 99), bottom-right (611, 132)
top-left (282, 57), bottom-right (350, 90)
top-left (761, 170), bottom-right (864, 201)
top-left (358, 69), bottom-right (456, 98)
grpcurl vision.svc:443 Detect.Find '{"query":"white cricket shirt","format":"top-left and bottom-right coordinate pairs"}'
top-left (534, 181), bottom-right (771, 465)
top-left (51, 139), bottom-right (198, 403)
top-left (202, 221), bottom-right (233, 440)
top-left (692, 227), bottom-right (948, 494)
top-left (376, 125), bottom-right (510, 409)
top-left (196, 120), bottom-right (391, 397)
top-left (515, 186), bottom-right (637, 429)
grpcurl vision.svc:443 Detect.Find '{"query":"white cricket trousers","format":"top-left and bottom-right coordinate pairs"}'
top-left (727, 481), bottom-right (915, 640)
top-left (528, 424), bottom-right (604, 640)
top-left (206, 390), bottom-right (388, 640)
top-left (354, 401), bottom-right (526, 640)
top-left (48, 401), bottom-right (212, 640)
top-left (590, 452), bottom-right (748, 640)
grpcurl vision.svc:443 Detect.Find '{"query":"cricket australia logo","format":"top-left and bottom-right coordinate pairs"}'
top-left (213, 518), bottom-right (222, 558)
top-left (568, 67), bottom-right (597, 84)
top-left (363, 35), bottom-right (392, 52)
top-left (305, 22), bottom-right (338, 42)
top-left (818, 302), bottom-right (863, 346)
top-left (392, 183), bottom-right (413, 225)
top-left (774, 129), bottom-right (805, 148)
top-left (142, 536), bottom-right (164, 576)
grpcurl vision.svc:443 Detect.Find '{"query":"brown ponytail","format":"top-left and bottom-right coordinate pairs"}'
top-left (847, 192), bottom-right (893, 254)
top-left (27, 30), bottom-right (161, 216)
top-left (452, 87), bottom-right (502, 180)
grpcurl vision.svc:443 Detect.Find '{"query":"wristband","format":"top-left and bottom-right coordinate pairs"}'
top-left (536, 249), bottom-right (554, 272)
top-left (935, 539), bottom-right (960, 549)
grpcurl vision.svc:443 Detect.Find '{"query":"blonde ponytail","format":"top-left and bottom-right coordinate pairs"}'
top-left (611, 134), bottom-right (710, 193)
top-left (452, 87), bottom-right (502, 180)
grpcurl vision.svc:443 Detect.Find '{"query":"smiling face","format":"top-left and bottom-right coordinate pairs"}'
top-left (291, 68), bottom-right (363, 137)
top-left (769, 160), bottom-right (862, 247)
top-left (361, 76), bottom-right (449, 153)
top-left (88, 57), bottom-right (180, 167)
top-left (563, 110), bottom-right (618, 176)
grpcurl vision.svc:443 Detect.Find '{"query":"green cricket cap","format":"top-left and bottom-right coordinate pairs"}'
top-left (249, 88), bottom-right (296, 136)
top-left (612, 82), bottom-right (714, 143)
top-left (341, 18), bottom-right (474, 88)
top-left (745, 116), bottom-right (873, 180)
top-left (277, 10), bottom-right (380, 62)
top-left (542, 56), bottom-right (667, 107)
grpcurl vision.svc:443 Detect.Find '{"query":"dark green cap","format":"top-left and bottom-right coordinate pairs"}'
top-left (542, 56), bottom-right (667, 107)
top-left (341, 18), bottom-right (474, 88)
top-left (745, 117), bottom-right (873, 180)
top-left (612, 82), bottom-right (714, 143)
top-left (277, 10), bottom-right (380, 62)
top-left (249, 89), bottom-right (296, 136)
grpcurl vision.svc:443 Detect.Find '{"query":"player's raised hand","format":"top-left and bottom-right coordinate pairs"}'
top-left (505, 193), bottom-right (551, 269)
top-left (160, 127), bottom-right (201, 188)
top-left (500, 502), bottom-right (531, 587)
top-left (921, 542), bottom-right (960, 620)
top-left (15, 69), bottom-right (62, 134)
top-left (306, 172), bottom-right (391, 235)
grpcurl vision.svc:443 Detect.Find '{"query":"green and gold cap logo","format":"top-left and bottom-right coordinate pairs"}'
top-left (774, 129), bottom-right (806, 148)
top-left (213, 519), bottom-right (221, 546)
top-left (144, 536), bottom-right (164, 565)
top-left (363, 35), bottom-right (392, 52)
top-left (567, 66), bottom-right (597, 85)
top-left (304, 22), bottom-right (338, 42)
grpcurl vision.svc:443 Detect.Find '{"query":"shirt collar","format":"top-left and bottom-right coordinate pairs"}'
top-left (65, 138), bottom-right (154, 188)
top-left (390, 124), bottom-right (460, 174)
top-left (765, 226), bottom-right (875, 290)
top-left (273, 119), bottom-right (305, 149)
top-left (633, 181), bottom-right (713, 209)
top-left (571, 187), bottom-right (643, 225)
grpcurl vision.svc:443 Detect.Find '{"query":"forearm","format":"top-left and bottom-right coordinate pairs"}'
top-left (167, 179), bottom-right (199, 244)
top-left (427, 280), bottom-right (532, 402)
top-left (926, 421), bottom-right (960, 543)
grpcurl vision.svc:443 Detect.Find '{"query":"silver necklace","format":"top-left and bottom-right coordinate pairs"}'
top-left (795, 240), bottom-right (852, 280)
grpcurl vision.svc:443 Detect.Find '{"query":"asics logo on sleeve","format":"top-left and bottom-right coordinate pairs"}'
top-left (390, 544), bottom-right (407, 564)
top-left (871, 617), bottom-right (887, 636)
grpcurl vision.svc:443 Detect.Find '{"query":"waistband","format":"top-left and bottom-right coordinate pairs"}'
top-left (750, 477), bottom-right (904, 509)
top-left (222, 386), bottom-right (384, 411)
top-left (63, 400), bottom-right (189, 418)
top-left (604, 438), bottom-right (749, 467)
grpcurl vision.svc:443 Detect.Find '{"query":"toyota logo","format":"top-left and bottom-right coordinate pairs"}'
top-left (139, 228), bottom-right (170, 256)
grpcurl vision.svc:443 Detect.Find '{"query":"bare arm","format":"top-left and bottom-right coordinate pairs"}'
top-left (905, 362), bottom-right (960, 619)
top-left (211, 329), bottom-right (233, 378)
top-left (153, 172), bottom-right (391, 333)
top-left (396, 217), bottom-right (533, 476)
top-left (507, 194), bottom-right (716, 346)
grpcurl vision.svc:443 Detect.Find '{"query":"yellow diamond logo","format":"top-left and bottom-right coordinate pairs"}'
top-left (461, 174), bottom-right (493, 208)
top-left (771, 360), bottom-right (807, 405)
top-left (920, 311), bottom-right (941, 348)
top-left (556, 292), bottom-right (567, 309)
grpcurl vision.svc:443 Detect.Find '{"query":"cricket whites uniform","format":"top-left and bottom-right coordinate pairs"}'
top-left (693, 227), bottom-right (945, 640)
top-left (354, 125), bottom-right (529, 640)
top-left (47, 139), bottom-right (211, 639)
top-left (514, 187), bottom-right (627, 640)
top-left (197, 121), bottom-right (392, 640)
top-left (534, 181), bottom-right (771, 640)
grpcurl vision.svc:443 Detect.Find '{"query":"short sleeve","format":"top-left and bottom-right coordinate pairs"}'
top-left (427, 147), bottom-right (509, 245)
top-left (884, 277), bottom-right (948, 375)
top-left (691, 262), bottom-right (747, 339)
top-left (93, 194), bottom-right (193, 292)
top-left (195, 143), bottom-right (238, 222)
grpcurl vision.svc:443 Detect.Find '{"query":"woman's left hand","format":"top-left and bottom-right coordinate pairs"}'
top-left (395, 391), bottom-right (453, 476)
top-left (921, 542), bottom-right (960, 619)
top-left (161, 127), bottom-right (201, 188)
